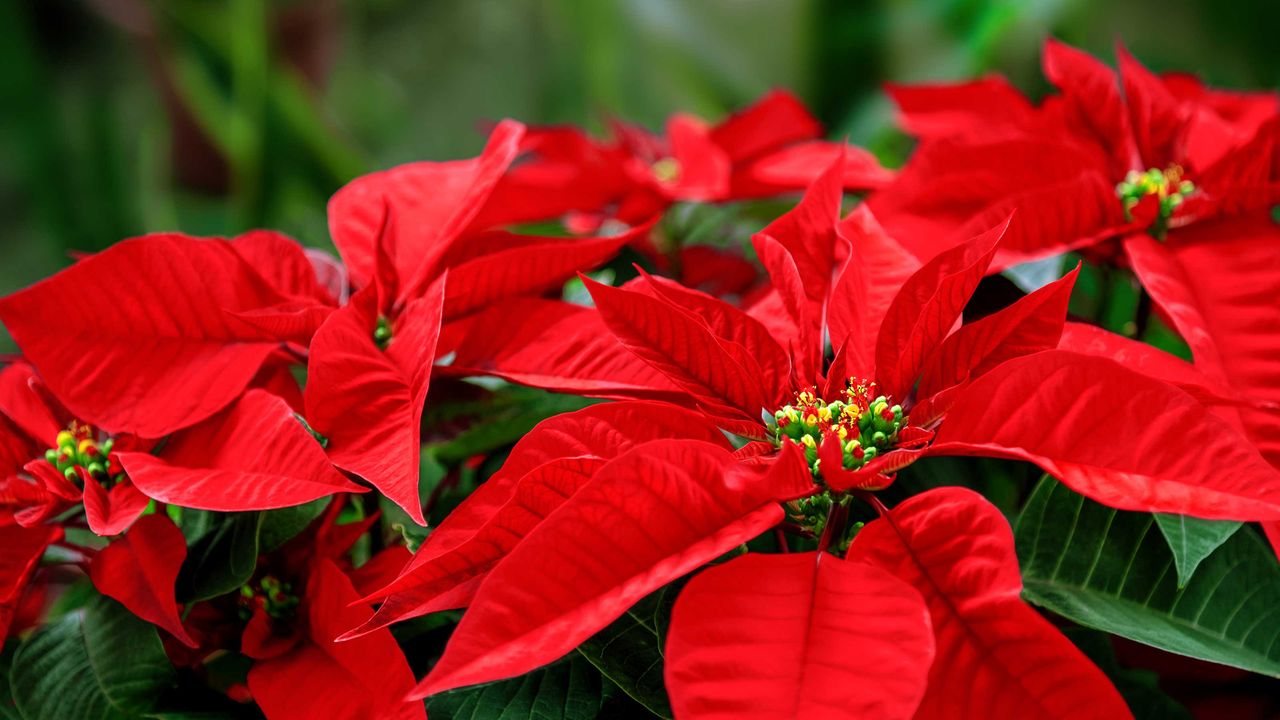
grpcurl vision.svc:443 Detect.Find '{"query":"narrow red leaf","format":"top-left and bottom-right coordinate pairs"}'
top-left (89, 513), bottom-right (196, 647)
top-left (119, 390), bottom-right (363, 512)
top-left (755, 155), bottom-right (845, 306)
top-left (874, 219), bottom-right (1005, 399)
top-left (1042, 38), bottom-right (1137, 172)
top-left (917, 264), bottom-right (1078, 398)
top-left (0, 234), bottom-right (296, 437)
top-left (414, 439), bottom-right (785, 696)
top-left (231, 230), bottom-right (336, 305)
top-left (0, 523), bottom-right (60, 639)
top-left (849, 487), bottom-right (1132, 720)
top-left (665, 552), bottom-right (934, 720)
top-left (932, 350), bottom-right (1280, 520)
top-left (886, 76), bottom-right (1036, 140)
top-left (304, 279), bottom-right (446, 524)
top-left (80, 470), bottom-right (151, 536)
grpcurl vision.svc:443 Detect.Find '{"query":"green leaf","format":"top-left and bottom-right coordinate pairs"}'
top-left (425, 655), bottom-right (605, 720)
top-left (177, 512), bottom-right (263, 602)
top-left (1154, 513), bottom-right (1242, 587)
top-left (1016, 477), bottom-right (1280, 677)
top-left (575, 586), bottom-right (676, 719)
top-left (10, 594), bottom-right (173, 720)
top-left (1064, 628), bottom-right (1192, 720)
top-left (1, 642), bottom-right (19, 720)
top-left (258, 498), bottom-right (330, 553)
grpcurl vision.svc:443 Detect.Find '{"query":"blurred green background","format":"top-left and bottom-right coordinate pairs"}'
top-left (2, 0), bottom-right (1278, 352)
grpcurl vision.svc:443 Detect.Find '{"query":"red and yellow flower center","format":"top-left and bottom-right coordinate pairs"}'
top-left (770, 379), bottom-right (905, 481)
top-left (239, 574), bottom-right (301, 621)
top-left (1116, 165), bottom-right (1195, 235)
top-left (44, 421), bottom-right (123, 486)
top-left (651, 156), bottom-right (682, 184)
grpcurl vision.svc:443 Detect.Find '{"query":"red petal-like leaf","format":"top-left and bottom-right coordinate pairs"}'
top-left (887, 76), bottom-right (1035, 140)
top-left (0, 362), bottom-right (61, 447)
top-left (447, 299), bottom-right (686, 402)
top-left (0, 234), bottom-right (296, 437)
top-left (231, 230), bottom-right (336, 305)
top-left (874, 219), bottom-right (1004, 399)
top-left (414, 439), bottom-right (786, 696)
top-left (917, 264), bottom-right (1078, 398)
top-left (89, 513), bottom-right (196, 647)
top-left (586, 278), bottom-right (768, 426)
top-left (849, 487), bottom-right (1132, 720)
top-left (328, 120), bottom-right (524, 296)
top-left (1116, 43), bottom-right (1185, 169)
top-left (932, 350), bottom-right (1280, 520)
top-left (755, 155), bottom-right (845, 307)
top-left (249, 559), bottom-right (425, 720)
top-left (304, 279), bottom-right (446, 524)
top-left (826, 206), bottom-right (922, 378)
top-left (0, 523), bottom-right (60, 639)
top-left (1042, 38), bottom-right (1137, 172)
top-left (81, 471), bottom-right (150, 536)
top-left (665, 552), bottom-right (934, 720)
top-left (119, 390), bottom-right (363, 512)
top-left (710, 89), bottom-right (823, 162)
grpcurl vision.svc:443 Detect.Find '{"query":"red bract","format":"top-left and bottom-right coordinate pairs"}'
top-left (870, 39), bottom-right (1279, 269)
top-left (0, 523), bottom-right (61, 640)
top-left (89, 513), bottom-right (197, 648)
top-left (490, 90), bottom-right (893, 232)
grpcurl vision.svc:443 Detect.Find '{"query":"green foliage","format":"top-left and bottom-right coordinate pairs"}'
top-left (178, 501), bottom-right (327, 602)
top-left (576, 585), bottom-right (678, 719)
top-left (9, 595), bottom-right (174, 720)
top-left (1064, 628), bottom-right (1192, 720)
top-left (426, 656), bottom-right (606, 720)
top-left (1016, 477), bottom-right (1280, 677)
top-left (1154, 513), bottom-right (1243, 588)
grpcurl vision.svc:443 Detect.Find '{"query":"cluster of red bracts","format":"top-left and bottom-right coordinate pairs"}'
top-left (2, 40), bottom-right (1279, 719)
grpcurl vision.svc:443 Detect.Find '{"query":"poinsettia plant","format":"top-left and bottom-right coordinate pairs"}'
top-left (3, 40), bottom-right (1280, 720)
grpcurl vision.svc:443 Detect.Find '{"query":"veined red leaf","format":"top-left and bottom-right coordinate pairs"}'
top-left (848, 487), bottom-right (1132, 720)
top-left (826, 206), bottom-right (922, 378)
top-left (733, 141), bottom-right (893, 196)
top-left (1116, 43), bottom-right (1185, 169)
top-left (665, 552), bottom-right (933, 720)
top-left (447, 299), bottom-right (686, 401)
top-left (119, 390), bottom-right (363, 512)
top-left (709, 89), bottom-right (823, 163)
top-left (414, 439), bottom-right (786, 696)
top-left (89, 514), bottom-right (196, 647)
top-left (0, 362), bottom-right (61, 447)
top-left (1042, 38), bottom-right (1137, 172)
top-left (0, 523), bottom-right (60, 639)
top-left (932, 350), bottom-right (1280, 520)
top-left (886, 76), bottom-right (1035, 140)
top-left (328, 120), bottom-right (524, 294)
top-left (755, 155), bottom-right (845, 305)
top-left (0, 234), bottom-right (297, 438)
top-left (386, 401), bottom-right (732, 591)
top-left (917, 264), bottom-right (1078, 398)
top-left (342, 456), bottom-right (607, 638)
top-left (304, 279), bottom-right (447, 524)
top-left (751, 234), bottom-right (821, 384)
top-left (586, 278), bottom-right (767, 424)
top-left (874, 219), bottom-right (1004, 399)
top-left (1127, 217), bottom-right (1280, 466)
top-left (231, 230), bottom-right (336, 305)
top-left (442, 225), bottom-right (644, 320)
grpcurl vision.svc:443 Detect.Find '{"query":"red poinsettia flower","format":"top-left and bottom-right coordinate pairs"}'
top-left (869, 39), bottom-right (1280, 548)
top-left (0, 355), bottom-right (361, 542)
top-left (869, 39), bottom-right (1279, 269)
top-left (487, 90), bottom-right (893, 233)
top-left (343, 161), bottom-right (1280, 711)
top-left (308, 119), bottom-right (653, 524)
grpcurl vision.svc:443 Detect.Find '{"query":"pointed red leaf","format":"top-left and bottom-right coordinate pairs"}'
top-left (89, 513), bottom-right (196, 647)
top-left (1042, 38), bottom-right (1137, 172)
top-left (733, 141), bottom-right (893, 196)
top-left (0, 362), bottom-right (61, 447)
top-left (414, 439), bottom-right (786, 696)
top-left (343, 456), bottom-right (607, 637)
top-left (442, 225), bottom-right (644, 320)
top-left (0, 234), bottom-right (297, 437)
top-left (849, 487), bottom-right (1131, 720)
top-left (1116, 43), bottom-right (1185, 168)
top-left (874, 219), bottom-right (1004, 398)
top-left (0, 523), bottom-right (60, 639)
top-left (81, 471), bottom-right (151, 536)
top-left (751, 234), bottom-right (821, 383)
top-left (826, 206), bottom-right (922, 378)
top-left (887, 76), bottom-right (1035, 140)
top-left (328, 120), bottom-right (524, 296)
top-left (709, 89), bottom-right (823, 162)
top-left (586, 278), bottom-right (768, 425)
top-left (231, 230), bottom-right (336, 305)
top-left (249, 559), bottom-right (425, 720)
top-left (119, 390), bottom-right (363, 512)
top-left (755, 155), bottom-right (845, 306)
top-left (304, 279), bottom-right (446, 524)
top-left (1127, 217), bottom-right (1280, 466)
top-left (932, 350), bottom-right (1280, 520)
top-left (917, 264), bottom-right (1078, 398)
top-left (665, 552), bottom-right (933, 720)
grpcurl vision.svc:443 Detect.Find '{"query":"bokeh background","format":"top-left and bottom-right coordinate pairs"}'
top-left (3, 0), bottom-right (1278, 351)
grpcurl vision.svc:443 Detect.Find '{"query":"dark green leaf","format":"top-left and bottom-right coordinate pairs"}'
top-left (576, 586), bottom-right (675, 719)
top-left (425, 655), bottom-right (604, 720)
top-left (1016, 477), bottom-right (1280, 677)
top-left (1154, 513), bottom-right (1242, 587)
top-left (1064, 628), bottom-right (1192, 720)
top-left (177, 512), bottom-right (263, 602)
top-left (1, 642), bottom-right (18, 720)
top-left (258, 498), bottom-right (330, 553)
top-left (10, 595), bottom-right (173, 720)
